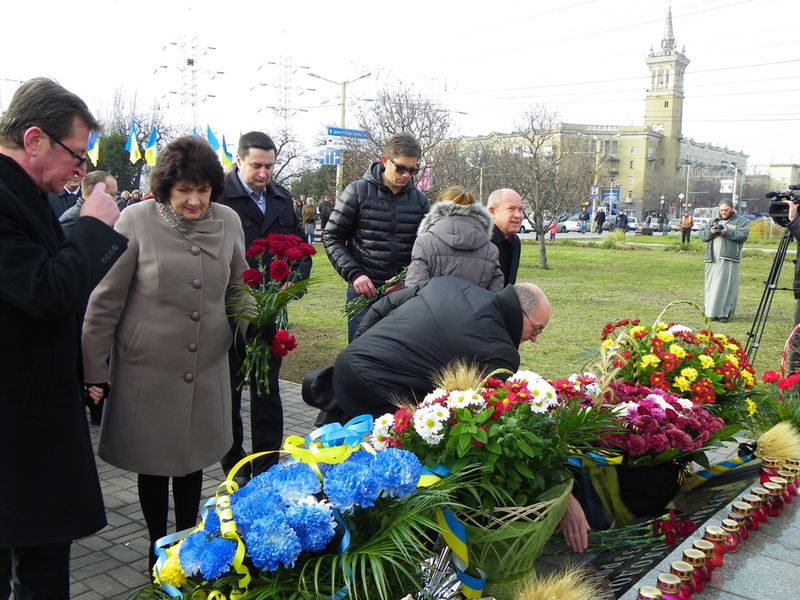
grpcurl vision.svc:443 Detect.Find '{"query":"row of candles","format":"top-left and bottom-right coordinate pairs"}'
top-left (636, 456), bottom-right (800, 600)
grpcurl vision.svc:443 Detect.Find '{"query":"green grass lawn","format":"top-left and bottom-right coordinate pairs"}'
top-left (281, 238), bottom-right (798, 382)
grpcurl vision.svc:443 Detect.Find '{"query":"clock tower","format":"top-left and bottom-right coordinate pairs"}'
top-left (645, 7), bottom-right (690, 141)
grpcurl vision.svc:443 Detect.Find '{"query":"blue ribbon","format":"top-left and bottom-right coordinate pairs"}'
top-left (153, 527), bottom-right (195, 597)
top-left (306, 414), bottom-right (373, 448)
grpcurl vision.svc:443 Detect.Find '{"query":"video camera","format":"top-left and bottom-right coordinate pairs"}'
top-left (767, 183), bottom-right (800, 227)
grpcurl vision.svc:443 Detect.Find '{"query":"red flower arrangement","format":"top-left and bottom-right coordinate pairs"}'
top-left (230, 234), bottom-right (315, 393)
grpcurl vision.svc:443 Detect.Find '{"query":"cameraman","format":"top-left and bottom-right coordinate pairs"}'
top-left (698, 201), bottom-right (750, 322)
top-left (784, 201), bottom-right (800, 369)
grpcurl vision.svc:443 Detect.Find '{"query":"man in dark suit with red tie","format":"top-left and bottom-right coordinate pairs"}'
top-left (216, 131), bottom-right (311, 484)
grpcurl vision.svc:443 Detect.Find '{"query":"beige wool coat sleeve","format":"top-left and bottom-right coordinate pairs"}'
top-left (82, 201), bottom-right (248, 476)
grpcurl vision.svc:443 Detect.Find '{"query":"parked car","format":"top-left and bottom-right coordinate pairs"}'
top-left (669, 218), bottom-right (681, 231)
top-left (627, 217), bottom-right (639, 231)
top-left (518, 214), bottom-right (537, 234)
top-left (557, 213), bottom-right (582, 233)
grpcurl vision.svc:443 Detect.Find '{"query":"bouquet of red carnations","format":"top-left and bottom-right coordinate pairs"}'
top-left (231, 233), bottom-right (315, 393)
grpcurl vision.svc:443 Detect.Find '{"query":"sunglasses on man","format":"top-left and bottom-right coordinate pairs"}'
top-left (389, 156), bottom-right (420, 177)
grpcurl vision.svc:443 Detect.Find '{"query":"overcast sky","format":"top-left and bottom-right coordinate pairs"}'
top-left (2, 0), bottom-right (797, 170)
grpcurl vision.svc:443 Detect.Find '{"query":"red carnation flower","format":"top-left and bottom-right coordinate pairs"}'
top-left (270, 329), bottom-right (297, 357)
top-left (763, 370), bottom-right (780, 383)
top-left (245, 243), bottom-right (267, 259)
top-left (243, 268), bottom-right (262, 288)
top-left (269, 260), bottom-right (291, 282)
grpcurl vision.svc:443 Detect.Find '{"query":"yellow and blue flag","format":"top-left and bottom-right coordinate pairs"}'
top-left (144, 127), bottom-right (158, 167)
top-left (125, 121), bottom-right (142, 164)
top-left (207, 126), bottom-right (220, 152)
top-left (86, 132), bottom-right (100, 166)
top-left (221, 134), bottom-right (234, 168)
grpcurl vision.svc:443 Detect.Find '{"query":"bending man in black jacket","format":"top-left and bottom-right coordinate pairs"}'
top-left (216, 131), bottom-right (311, 483)
top-left (323, 132), bottom-right (430, 341)
top-left (319, 277), bottom-right (550, 421)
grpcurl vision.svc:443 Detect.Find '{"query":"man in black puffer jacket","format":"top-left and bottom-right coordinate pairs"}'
top-left (315, 277), bottom-right (551, 421)
top-left (323, 132), bottom-right (430, 341)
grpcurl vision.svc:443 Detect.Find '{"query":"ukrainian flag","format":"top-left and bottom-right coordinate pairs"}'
top-left (86, 132), bottom-right (100, 166)
top-left (206, 125), bottom-right (220, 152)
top-left (144, 127), bottom-right (158, 166)
top-left (125, 121), bottom-right (142, 164)
top-left (221, 134), bottom-right (234, 168)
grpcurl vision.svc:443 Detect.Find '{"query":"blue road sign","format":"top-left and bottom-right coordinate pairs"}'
top-left (602, 187), bottom-right (620, 202)
top-left (319, 149), bottom-right (342, 165)
top-left (327, 127), bottom-right (369, 140)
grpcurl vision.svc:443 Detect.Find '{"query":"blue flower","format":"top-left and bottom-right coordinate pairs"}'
top-left (199, 537), bottom-right (236, 579)
top-left (372, 449), bottom-right (422, 498)
top-left (347, 449), bottom-right (376, 466)
top-left (285, 499), bottom-right (336, 552)
top-left (178, 531), bottom-right (207, 576)
top-left (269, 461), bottom-right (321, 503)
top-left (231, 488), bottom-right (284, 535)
top-left (244, 515), bottom-right (302, 572)
top-left (323, 461), bottom-right (380, 511)
top-left (203, 509), bottom-right (221, 536)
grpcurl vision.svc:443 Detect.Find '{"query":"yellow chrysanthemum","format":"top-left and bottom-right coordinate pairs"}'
top-left (673, 376), bottom-right (692, 392)
top-left (699, 354), bottom-right (715, 369)
top-left (630, 325), bottom-right (647, 337)
top-left (714, 333), bottom-right (729, 342)
top-left (657, 331), bottom-right (675, 343)
top-left (154, 544), bottom-right (187, 587)
top-left (601, 339), bottom-right (616, 352)
top-left (669, 343), bottom-right (688, 359)
top-left (681, 367), bottom-right (699, 382)
top-left (655, 322), bottom-right (668, 331)
top-left (725, 343), bottom-right (740, 352)
top-left (741, 370), bottom-right (755, 386)
top-left (640, 354), bottom-right (661, 369)
top-left (696, 334), bottom-right (710, 344)
top-left (746, 397), bottom-right (757, 417)
top-left (725, 354), bottom-right (740, 368)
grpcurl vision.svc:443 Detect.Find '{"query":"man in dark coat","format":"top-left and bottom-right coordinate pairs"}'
top-left (319, 277), bottom-right (550, 420)
top-left (0, 78), bottom-right (126, 598)
top-left (216, 131), bottom-right (311, 484)
top-left (323, 132), bottom-right (430, 341)
top-left (488, 188), bottom-right (523, 285)
top-left (594, 208), bottom-right (606, 234)
top-left (47, 172), bottom-right (82, 218)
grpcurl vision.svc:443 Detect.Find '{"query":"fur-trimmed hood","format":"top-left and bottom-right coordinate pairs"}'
top-left (415, 201), bottom-right (494, 252)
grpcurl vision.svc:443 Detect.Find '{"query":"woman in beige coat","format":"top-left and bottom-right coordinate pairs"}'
top-left (82, 137), bottom-right (248, 568)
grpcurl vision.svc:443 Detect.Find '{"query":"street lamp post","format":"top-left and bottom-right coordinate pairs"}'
top-left (308, 71), bottom-right (371, 198)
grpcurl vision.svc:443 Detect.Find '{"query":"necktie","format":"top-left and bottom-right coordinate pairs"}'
top-left (251, 191), bottom-right (265, 214)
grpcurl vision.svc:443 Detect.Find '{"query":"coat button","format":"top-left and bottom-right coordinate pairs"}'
top-left (183, 372), bottom-right (195, 383)
top-left (191, 278), bottom-right (202, 289)
top-left (187, 342), bottom-right (198, 352)
top-left (190, 246), bottom-right (201, 256)
top-left (190, 311), bottom-right (201, 321)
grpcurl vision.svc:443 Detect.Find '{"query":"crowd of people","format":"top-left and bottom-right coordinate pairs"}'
top-left (0, 77), bottom-right (767, 597)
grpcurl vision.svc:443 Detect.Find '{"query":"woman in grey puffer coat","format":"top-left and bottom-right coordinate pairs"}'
top-left (405, 186), bottom-right (505, 291)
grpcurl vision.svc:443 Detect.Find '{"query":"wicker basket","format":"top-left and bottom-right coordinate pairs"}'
top-left (459, 475), bottom-right (573, 593)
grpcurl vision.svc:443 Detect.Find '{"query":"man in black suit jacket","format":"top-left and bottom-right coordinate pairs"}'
top-left (216, 131), bottom-right (311, 482)
top-left (0, 78), bottom-right (126, 598)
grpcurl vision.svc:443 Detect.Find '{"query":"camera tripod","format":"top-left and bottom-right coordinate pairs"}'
top-left (745, 229), bottom-right (794, 364)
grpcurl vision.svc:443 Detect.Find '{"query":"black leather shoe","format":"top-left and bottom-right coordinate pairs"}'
top-left (719, 317), bottom-right (729, 323)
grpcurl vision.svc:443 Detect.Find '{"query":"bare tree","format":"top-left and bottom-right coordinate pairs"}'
top-left (496, 105), bottom-right (593, 269)
top-left (270, 124), bottom-right (309, 187)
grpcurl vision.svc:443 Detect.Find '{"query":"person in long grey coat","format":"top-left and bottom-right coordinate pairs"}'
top-left (405, 185), bottom-right (505, 291)
top-left (81, 137), bottom-right (249, 569)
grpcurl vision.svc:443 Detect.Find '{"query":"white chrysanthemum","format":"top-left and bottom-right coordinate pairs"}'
top-left (509, 370), bottom-right (546, 386)
top-left (526, 378), bottom-right (558, 411)
top-left (644, 393), bottom-right (671, 411)
top-left (430, 403), bottom-right (451, 422)
top-left (676, 397), bottom-right (695, 411)
top-left (412, 405), bottom-right (446, 445)
top-left (374, 413), bottom-right (394, 432)
top-left (446, 388), bottom-right (485, 410)
top-left (371, 432), bottom-right (389, 450)
top-left (667, 324), bottom-right (693, 335)
top-left (419, 388), bottom-right (447, 408)
top-left (568, 372), bottom-right (601, 397)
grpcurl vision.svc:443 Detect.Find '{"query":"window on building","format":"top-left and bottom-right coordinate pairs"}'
top-left (629, 160), bottom-right (634, 169)
top-left (627, 190), bottom-right (633, 199)
top-left (628, 176), bottom-right (635, 185)
top-left (664, 100), bottom-right (669, 108)
top-left (630, 147), bottom-right (636, 154)
top-left (660, 158), bottom-right (665, 166)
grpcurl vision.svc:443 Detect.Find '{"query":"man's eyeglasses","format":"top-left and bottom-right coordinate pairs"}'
top-left (43, 130), bottom-right (88, 168)
top-left (389, 156), bottom-right (420, 177)
top-left (522, 311), bottom-right (545, 338)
